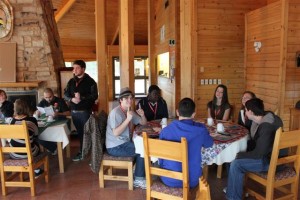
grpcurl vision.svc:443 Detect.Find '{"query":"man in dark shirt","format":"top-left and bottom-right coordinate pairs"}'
top-left (64, 60), bottom-right (98, 162)
top-left (36, 88), bottom-right (70, 119)
top-left (137, 85), bottom-right (168, 121)
top-left (226, 98), bottom-right (283, 200)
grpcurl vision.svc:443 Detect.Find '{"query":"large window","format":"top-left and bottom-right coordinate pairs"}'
top-left (113, 57), bottom-right (149, 99)
top-left (65, 61), bottom-right (98, 83)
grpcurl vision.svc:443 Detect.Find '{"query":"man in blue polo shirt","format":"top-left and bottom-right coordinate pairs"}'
top-left (159, 98), bottom-right (213, 188)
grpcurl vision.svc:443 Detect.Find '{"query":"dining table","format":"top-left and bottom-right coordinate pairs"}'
top-left (133, 118), bottom-right (249, 179)
top-left (38, 118), bottom-right (71, 173)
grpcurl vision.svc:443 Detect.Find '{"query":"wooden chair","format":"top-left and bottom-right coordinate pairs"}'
top-left (196, 176), bottom-right (211, 200)
top-left (143, 132), bottom-right (189, 200)
top-left (289, 108), bottom-right (300, 131)
top-left (0, 121), bottom-right (49, 196)
top-left (244, 128), bottom-right (300, 199)
top-left (99, 153), bottom-right (134, 190)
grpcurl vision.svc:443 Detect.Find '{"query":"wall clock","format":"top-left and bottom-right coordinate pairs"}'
top-left (0, 0), bottom-right (13, 41)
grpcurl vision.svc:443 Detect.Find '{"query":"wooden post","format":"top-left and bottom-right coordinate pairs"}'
top-left (95, 0), bottom-right (108, 112)
top-left (148, 0), bottom-right (156, 85)
top-left (119, 0), bottom-right (134, 90)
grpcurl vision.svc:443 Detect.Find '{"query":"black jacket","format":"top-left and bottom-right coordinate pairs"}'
top-left (64, 73), bottom-right (98, 111)
top-left (0, 100), bottom-right (14, 117)
top-left (236, 112), bottom-right (283, 160)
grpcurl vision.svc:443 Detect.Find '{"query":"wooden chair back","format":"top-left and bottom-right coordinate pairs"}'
top-left (0, 121), bottom-right (49, 196)
top-left (289, 108), bottom-right (300, 131)
top-left (143, 132), bottom-right (189, 200)
top-left (244, 128), bottom-right (300, 199)
top-left (196, 176), bottom-right (211, 200)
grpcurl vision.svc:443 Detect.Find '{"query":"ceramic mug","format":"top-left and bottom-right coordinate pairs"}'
top-left (207, 117), bottom-right (214, 126)
top-left (217, 123), bottom-right (225, 133)
top-left (161, 118), bottom-right (167, 125)
top-left (47, 115), bottom-right (54, 122)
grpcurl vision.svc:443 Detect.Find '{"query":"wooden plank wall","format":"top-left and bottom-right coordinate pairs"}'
top-left (154, 0), bottom-right (178, 117)
top-left (284, 0), bottom-right (300, 130)
top-left (245, 1), bottom-right (282, 113)
top-left (196, 0), bottom-right (266, 120)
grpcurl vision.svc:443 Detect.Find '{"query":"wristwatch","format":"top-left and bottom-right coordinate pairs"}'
top-left (0, 0), bottom-right (13, 41)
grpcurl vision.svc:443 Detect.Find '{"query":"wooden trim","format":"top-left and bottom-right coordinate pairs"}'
top-left (110, 26), bottom-right (119, 45)
top-left (0, 81), bottom-right (42, 88)
top-left (55, 0), bottom-right (76, 22)
top-left (278, 0), bottom-right (289, 117)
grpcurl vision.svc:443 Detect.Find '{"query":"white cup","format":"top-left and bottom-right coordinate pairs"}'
top-left (5, 117), bottom-right (12, 124)
top-left (161, 118), bottom-right (167, 125)
top-left (217, 123), bottom-right (225, 133)
top-left (207, 118), bottom-right (214, 126)
top-left (47, 116), bottom-right (53, 122)
top-left (33, 114), bottom-right (38, 120)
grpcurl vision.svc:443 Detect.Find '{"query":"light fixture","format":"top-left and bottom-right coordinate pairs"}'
top-left (254, 41), bottom-right (262, 52)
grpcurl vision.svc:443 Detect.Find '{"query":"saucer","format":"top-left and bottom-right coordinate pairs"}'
top-left (47, 119), bottom-right (55, 123)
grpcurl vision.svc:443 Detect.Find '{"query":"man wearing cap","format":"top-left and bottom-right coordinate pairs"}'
top-left (138, 85), bottom-right (168, 121)
top-left (64, 60), bottom-right (98, 162)
top-left (106, 87), bottom-right (147, 189)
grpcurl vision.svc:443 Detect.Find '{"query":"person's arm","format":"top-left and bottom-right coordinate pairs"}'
top-left (80, 82), bottom-right (98, 103)
top-left (136, 106), bottom-right (147, 125)
top-left (112, 110), bottom-right (133, 136)
top-left (64, 80), bottom-right (73, 102)
top-left (207, 107), bottom-right (212, 118)
top-left (236, 123), bottom-right (276, 159)
top-left (222, 108), bottom-right (231, 121)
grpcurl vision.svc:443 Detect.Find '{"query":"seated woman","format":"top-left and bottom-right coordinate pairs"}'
top-left (0, 89), bottom-right (14, 118)
top-left (138, 85), bottom-right (168, 121)
top-left (9, 99), bottom-right (43, 177)
top-left (238, 91), bottom-right (256, 130)
top-left (207, 84), bottom-right (231, 121)
top-left (106, 87), bottom-right (147, 189)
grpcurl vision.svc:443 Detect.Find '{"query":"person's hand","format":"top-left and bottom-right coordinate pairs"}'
top-left (126, 107), bottom-right (133, 121)
top-left (136, 104), bottom-right (145, 117)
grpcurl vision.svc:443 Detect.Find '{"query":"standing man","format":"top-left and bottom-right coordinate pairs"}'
top-left (64, 60), bottom-right (98, 162)
top-left (36, 88), bottom-right (70, 119)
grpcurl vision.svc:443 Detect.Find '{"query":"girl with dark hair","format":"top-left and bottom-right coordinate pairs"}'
top-left (238, 91), bottom-right (256, 130)
top-left (207, 84), bottom-right (231, 121)
top-left (0, 89), bottom-right (14, 118)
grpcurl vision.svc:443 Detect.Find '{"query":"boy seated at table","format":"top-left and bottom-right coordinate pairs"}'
top-left (225, 98), bottom-right (283, 200)
top-left (159, 98), bottom-right (213, 188)
top-left (105, 87), bottom-right (148, 189)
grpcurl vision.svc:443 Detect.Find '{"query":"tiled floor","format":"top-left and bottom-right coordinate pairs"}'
top-left (0, 135), bottom-right (299, 199)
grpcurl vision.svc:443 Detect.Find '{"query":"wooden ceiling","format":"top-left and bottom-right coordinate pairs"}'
top-left (52, 0), bottom-right (148, 54)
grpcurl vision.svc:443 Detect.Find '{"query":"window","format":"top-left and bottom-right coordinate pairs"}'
top-left (65, 61), bottom-right (98, 83)
top-left (113, 57), bottom-right (149, 99)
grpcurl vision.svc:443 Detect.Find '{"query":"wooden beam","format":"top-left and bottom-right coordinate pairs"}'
top-left (55, 0), bottom-right (76, 22)
top-left (95, 0), bottom-right (108, 112)
top-left (119, 0), bottom-right (134, 90)
top-left (180, 0), bottom-right (195, 99)
top-left (148, 0), bottom-right (156, 85)
top-left (110, 26), bottom-right (119, 45)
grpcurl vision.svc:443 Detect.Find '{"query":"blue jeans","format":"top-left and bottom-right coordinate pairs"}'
top-left (226, 158), bottom-right (269, 200)
top-left (71, 111), bottom-right (91, 152)
top-left (107, 142), bottom-right (145, 179)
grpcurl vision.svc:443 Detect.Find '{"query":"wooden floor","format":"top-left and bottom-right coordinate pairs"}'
top-left (0, 135), bottom-right (299, 199)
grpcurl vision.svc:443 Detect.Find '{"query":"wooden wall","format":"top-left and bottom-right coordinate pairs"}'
top-left (154, 0), bottom-right (178, 117)
top-left (195, 0), bottom-right (266, 120)
top-left (284, 0), bottom-right (300, 130)
top-left (245, 1), bottom-right (282, 113)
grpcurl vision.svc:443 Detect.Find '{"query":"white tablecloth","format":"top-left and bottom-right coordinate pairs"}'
top-left (38, 122), bottom-right (70, 149)
top-left (133, 133), bottom-right (248, 165)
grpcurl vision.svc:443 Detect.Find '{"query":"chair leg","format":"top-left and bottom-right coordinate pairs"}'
top-left (217, 164), bottom-right (223, 178)
top-left (1, 170), bottom-right (7, 196)
top-left (44, 157), bottom-right (49, 183)
top-left (202, 165), bottom-right (208, 180)
top-left (128, 162), bottom-right (133, 190)
top-left (29, 168), bottom-right (36, 196)
top-left (19, 172), bottom-right (24, 181)
top-left (99, 163), bottom-right (104, 188)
